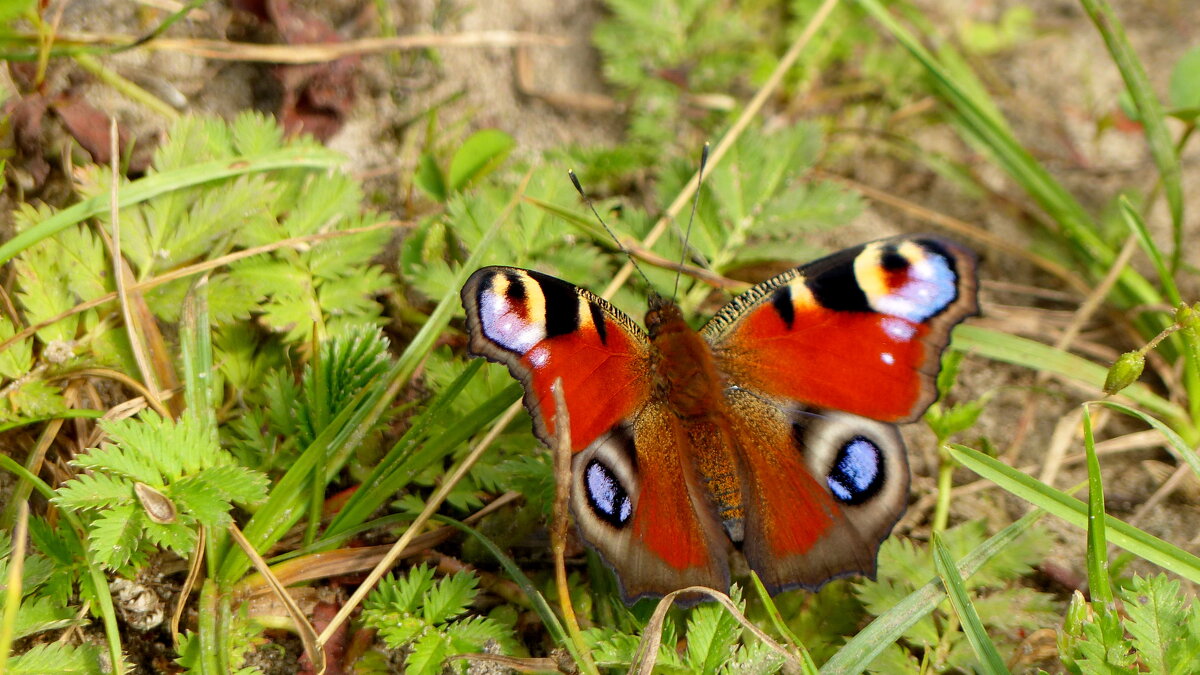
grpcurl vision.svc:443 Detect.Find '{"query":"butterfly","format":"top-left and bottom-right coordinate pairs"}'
top-left (460, 235), bottom-right (978, 602)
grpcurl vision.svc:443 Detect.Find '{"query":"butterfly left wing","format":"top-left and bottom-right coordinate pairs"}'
top-left (703, 236), bottom-right (978, 423)
top-left (461, 267), bottom-right (730, 599)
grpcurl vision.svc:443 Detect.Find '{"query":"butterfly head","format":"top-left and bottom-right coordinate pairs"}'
top-left (644, 293), bottom-right (688, 338)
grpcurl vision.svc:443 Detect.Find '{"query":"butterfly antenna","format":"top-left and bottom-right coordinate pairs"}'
top-left (568, 169), bottom-right (655, 294)
top-left (672, 142), bottom-right (710, 301)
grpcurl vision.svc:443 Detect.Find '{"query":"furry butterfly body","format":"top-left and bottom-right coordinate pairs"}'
top-left (460, 236), bottom-right (978, 601)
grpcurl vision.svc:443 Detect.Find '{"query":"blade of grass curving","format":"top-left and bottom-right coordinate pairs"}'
top-left (1091, 400), bottom-right (1200, 482)
top-left (630, 586), bottom-right (804, 675)
top-left (321, 361), bottom-right (485, 537)
top-left (0, 148), bottom-right (343, 267)
top-left (0, 454), bottom-right (124, 671)
top-left (820, 509), bottom-right (1043, 675)
top-left (949, 444), bottom-right (1200, 583)
top-left (0, 410), bottom-right (105, 433)
top-left (1081, 0), bottom-right (1184, 271)
top-left (1081, 406), bottom-right (1114, 606)
top-left (951, 325), bottom-right (1190, 433)
top-left (0, 502), bottom-right (28, 672)
top-left (931, 533), bottom-right (1010, 675)
top-left (432, 515), bottom-right (576, 665)
top-left (1119, 197), bottom-right (1181, 306)
top-left (747, 571), bottom-right (808, 662)
top-left (324, 368), bottom-right (519, 538)
top-left (855, 0), bottom-right (1161, 313)
top-left (179, 278), bottom-right (217, 436)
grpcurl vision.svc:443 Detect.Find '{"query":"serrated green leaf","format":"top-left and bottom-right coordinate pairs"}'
top-left (444, 615), bottom-right (516, 653)
top-left (190, 464), bottom-right (269, 507)
top-left (405, 631), bottom-right (451, 675)
top-left (375, 616), bottom-right (427, 649)
top-left (170, 477), bottom-right (232, 527)
top-left (0, 314), bottom-right (32, 379)
top-left (53, 472), bottom-right (135, 512)
top-left (422, 571), bottom-right (479, 625)
top-left (0, 379), bottom-right (66, 422)
top-left (88, 503), bottom-right (143, 570)
top-left (1120, 574), bottom-right (1197, 675)
top-left (3, 594), bottom-right (79, 640)
top-left (4, 642), bottom-right (104, 675)
top-left (140, 518), bottom-right (196, 555)
top-left (686, 589), bottom-right (742, 675)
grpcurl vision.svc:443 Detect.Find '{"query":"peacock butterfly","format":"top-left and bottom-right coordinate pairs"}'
top-left (460, 236), bottom-right (978, 602)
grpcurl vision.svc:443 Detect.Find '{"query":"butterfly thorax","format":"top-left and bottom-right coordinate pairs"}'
top-left (645, 295), bottom-right (746, 532)
top-left (644, 296), bottom-right (727, 420)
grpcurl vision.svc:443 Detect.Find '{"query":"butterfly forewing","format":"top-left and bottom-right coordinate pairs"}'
top-left (461, 266), bottom-right (651, 449)
top-left (703, 236), bottom-right (978, 423)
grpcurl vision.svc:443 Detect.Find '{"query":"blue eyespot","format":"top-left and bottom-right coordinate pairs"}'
top-left (827, 437), bottom-right (885, 505)
top-left (585, 459), bottom-right (632, 527)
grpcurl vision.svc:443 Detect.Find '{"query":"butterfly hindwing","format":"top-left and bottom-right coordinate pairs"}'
top-left (726, 391), bottom-right (909, 591)
top-left (704, 236), bottom-right (978, 423)
top-left (569, 401), bottom-right (730, 601)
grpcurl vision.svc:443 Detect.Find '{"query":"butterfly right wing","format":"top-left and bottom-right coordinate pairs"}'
top-left (461, 267), bottom-right (729, 601)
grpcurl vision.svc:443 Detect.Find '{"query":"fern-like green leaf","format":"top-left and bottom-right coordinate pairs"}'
top-left (141, 518), bottom-right (197, 555)
top-left (685, 586), bottom-right (742, 675)
top-left (53, 472), bottom-right (135, 512)
top-left (0, 314), bottom-right (33, 379)
top-left (444, 615), bottom-right (517, 654)
top-left (4, 642), bottom-right (104, 675)
top-left (88, 502), bottom-right (143, 570)
top-left (1122, 574), bottom-right (1200, 675)
top-left (405, 631), bottom-right (451, 675)
top-left (188, 464), bottom-right (269, 507)
top-left (422, 570), bottom-right (479, 625)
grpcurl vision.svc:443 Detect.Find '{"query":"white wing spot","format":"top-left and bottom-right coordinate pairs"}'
top-left (529, 346), bottom-right (550, 367)
top-left (880, 352), bottom-right (895, 365)
top-left (481, 293), bottom-right (545, 353)
top-left (881, 317), bottom-right (916, 342)
top-left (872, 250), bottom-right (957, 322)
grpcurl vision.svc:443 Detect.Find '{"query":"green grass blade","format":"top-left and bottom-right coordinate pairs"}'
top-left (1120, 197), bottom-right (1181, 305)
top-left (931, 533), bottom-right (1010, 675)
top-left (1081, 407), bottom-right (1114, 605)
top-left (433, 515), bottom-right (578, 665)
top-left (1080, 0), bottom-right (1184, 271)
top-left (0, 148), bottom-right (343, 267)
top-left (820, 509), bottom-right (1044, 674)
top-left (1091, 400), bottom-right (1200, 483)
top-left (854, 0), bottom-right (1162, 312)
top-left (180, 280), bottom-right (217, 435)
top-left (951, 325), bottom-right (1190, 433)
top-left (949, 444), bottom-right (1200, 583)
